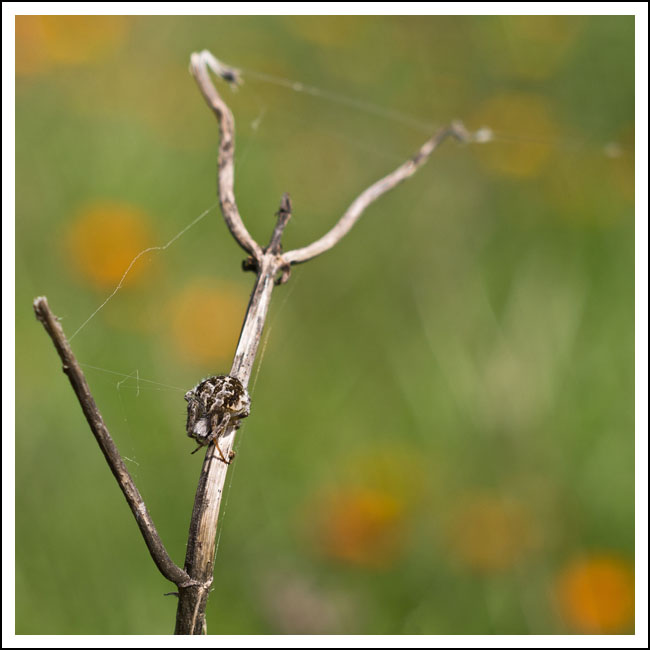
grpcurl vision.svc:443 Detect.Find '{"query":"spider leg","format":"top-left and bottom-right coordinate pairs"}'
top-left (209, 412), bottom-right (232, 465)
top-left (214, 439), bottom-right (231, 465)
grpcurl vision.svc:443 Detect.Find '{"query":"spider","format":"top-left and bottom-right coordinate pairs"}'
top-left (185, 375), bottom-right (251, 464)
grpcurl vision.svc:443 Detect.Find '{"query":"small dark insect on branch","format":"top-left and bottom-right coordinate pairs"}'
top-left (34, 49), bottom-right (489, 635)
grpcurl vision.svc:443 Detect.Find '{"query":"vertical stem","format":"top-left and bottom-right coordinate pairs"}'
top-left (174, 257), bottom-right (277, 634)
top-left (230, 257), bottom-right (277, 385)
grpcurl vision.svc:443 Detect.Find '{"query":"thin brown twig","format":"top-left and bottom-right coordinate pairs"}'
top-left (189, 50), bottom-right (263, 261)
top-left (282, 121), bottom-right (474, 265)
top-left (33, 296), bottom-right (197, 589)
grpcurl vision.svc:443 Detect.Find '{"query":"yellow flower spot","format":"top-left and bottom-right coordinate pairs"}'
top-left (168, 281), bottom-right (246, 366)
top-left (16, 16), bottom-right (129, 75)
top-left (556, 554), bottom-right (634, 633)
top-left (340, 446), bottom-right (427, 504)
top-left (308, 487), bottom-right (405, 569)
top-left (64, 202), bottom-right (154, 290)
top-left (470, 93), bottom-right (556, 178)
top-left (447, 493), bottom-right (538, 572)
top-left (284, 16), bottom-right (368, 46)
top-left (473, 16), bottom-right (583, 81)
top-left (15, 16), bottom-right (49, 76)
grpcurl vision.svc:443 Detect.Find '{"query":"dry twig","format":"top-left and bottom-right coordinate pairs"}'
top-left (282, 120), bottom-right (474, 265)
top-left (189, 51), bottom-right (263, 260)
top-left (33, 297), bottom-right (196, 590)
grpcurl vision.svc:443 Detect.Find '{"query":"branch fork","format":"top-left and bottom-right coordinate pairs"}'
top-left (189, 50), bottom-right (479, 271)
top-left (35, 49), bottom-right (487, 635)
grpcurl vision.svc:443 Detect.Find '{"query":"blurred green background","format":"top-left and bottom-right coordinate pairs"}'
top-left (15, 15), bottom-right (635, 635)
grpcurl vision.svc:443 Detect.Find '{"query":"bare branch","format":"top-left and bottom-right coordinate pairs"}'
top-left (189, 50), bottom-right (263, 260)
top-left (282, 121), bottom-right (478, 265)
top-left (175, 256), bottom-right (279, 634)
top-left (33, 296), bottom-right (196, 589)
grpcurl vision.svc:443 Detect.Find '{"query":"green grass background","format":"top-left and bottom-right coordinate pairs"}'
top-left (15, 15), bottom-right (635, 634)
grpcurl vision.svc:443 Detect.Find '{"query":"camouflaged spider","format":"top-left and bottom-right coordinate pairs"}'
top-left (185, 375), bottom-right (251, 465)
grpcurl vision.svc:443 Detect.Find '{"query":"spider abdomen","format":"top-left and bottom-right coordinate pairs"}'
top-left (184, 375), bottom-right (251, 454)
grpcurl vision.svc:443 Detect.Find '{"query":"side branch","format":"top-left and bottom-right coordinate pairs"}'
top-left (282, 121), bottom-right (478, 265)
top-left (33, 296), bottom-right (195, 589)
top-left (189, 50), bottom-right (263, 260)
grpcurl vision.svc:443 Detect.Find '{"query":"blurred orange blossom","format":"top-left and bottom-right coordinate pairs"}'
top-left (306, 486), bottom-right (406, 569)
top-left (64, 201), bottom-right (154, 290)
top-left (555, 553), bottom-right (635, 633)
top-left (168, 280), bottom-right (247, 367)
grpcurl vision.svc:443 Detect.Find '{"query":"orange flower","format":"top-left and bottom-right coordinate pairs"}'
top-left (556, 554), bottom-right (634, 633)
top-left (168, 280), bottom-right (247, 366)
top-left (16, 15), bottom-right (129, 75)
top-left (307, 487), bottom-right (405, 569)
top-left (64, 202), bottom-right (154, 290)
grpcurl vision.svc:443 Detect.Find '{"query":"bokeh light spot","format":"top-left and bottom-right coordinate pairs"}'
top-left (284, 16), bottom-right (368, 46)
top-left (473, 16), bottom-right (583, 81)
top-left (307, 487), bottom-right (405, 569)
top-left (168, 280), bottom-right (246, 367)
top-left (542, 122), bottom-right (634, 226)
top-left (64, 202), bottom-right (154, 290)
top-left (447, 493), bottom-right (539, 572)
top-left (15, 16), bottom-right (48, 76)
top-left (16, 15), bottom-right (129, 75)
top-left (556, 554), bottom-right (634, 633)
top-left (470, 93), bottom-right (557, 178)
